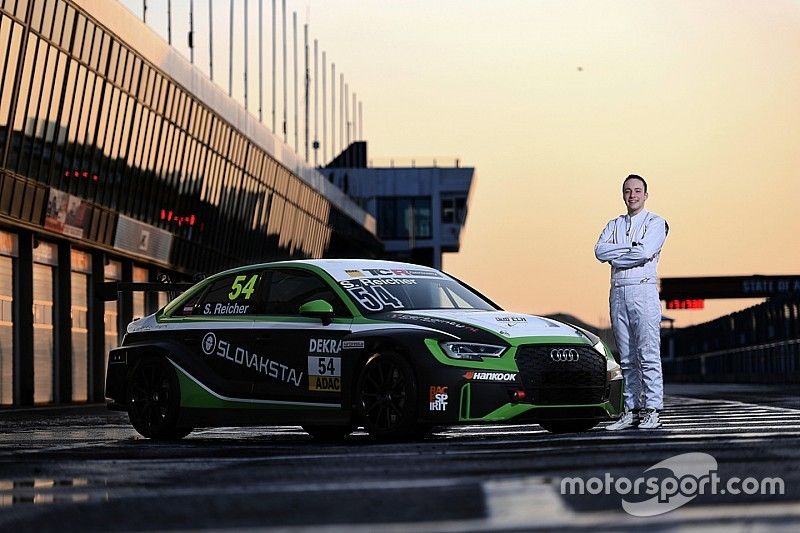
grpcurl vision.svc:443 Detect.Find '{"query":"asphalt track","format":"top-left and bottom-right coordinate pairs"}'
top-left (0, 383), bottom-right (798, 531)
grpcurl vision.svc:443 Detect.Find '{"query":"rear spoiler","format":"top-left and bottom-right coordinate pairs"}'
top-left (97, 281), bottom-right (195, 302)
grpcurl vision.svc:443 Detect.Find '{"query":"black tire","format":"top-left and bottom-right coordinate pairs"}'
top-left (302, 425), bottom-right (352, 442)
top-left (356, 351), bottom-right (421, 440)
top-left (127, 357), bottom-right (192, 440)
top-left (539, 420), bottom-right (599, 434)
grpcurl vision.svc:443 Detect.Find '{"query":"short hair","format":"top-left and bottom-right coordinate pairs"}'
top-left (622, 174), bottom-right (647, 193)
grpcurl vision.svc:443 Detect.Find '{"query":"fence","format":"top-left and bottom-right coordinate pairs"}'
top-left (663, 295), bottom-right (800, 383)
top-left (663, 338), bottom-right (800, 383)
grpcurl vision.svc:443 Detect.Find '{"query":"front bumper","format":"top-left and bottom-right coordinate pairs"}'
top-left (455, 377), bottom-right (623, 423)
top-left (420, 339), bottom-right (624, 424)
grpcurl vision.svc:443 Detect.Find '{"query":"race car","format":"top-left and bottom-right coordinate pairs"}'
top-left (105, 259), bottom-right (623, 440)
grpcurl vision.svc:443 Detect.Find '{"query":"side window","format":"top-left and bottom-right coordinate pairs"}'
top-left (263, 269), bottom-right (349, 317)
top-left (436, 284), bottom-right (471, 309)
top-left (194, 271), bottom-right (262, 316)
top-left (173, 290), bottom-right (202, 316)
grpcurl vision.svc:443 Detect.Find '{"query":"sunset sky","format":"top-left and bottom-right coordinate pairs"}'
top-left (124, 0), bottom-right (800, 328)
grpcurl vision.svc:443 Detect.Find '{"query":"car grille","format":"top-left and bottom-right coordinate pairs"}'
top-left (515, 345), bottom-right (607, 405)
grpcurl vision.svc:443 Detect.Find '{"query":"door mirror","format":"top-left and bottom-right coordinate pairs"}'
top-left (299, 299), bottom-right (335, 325)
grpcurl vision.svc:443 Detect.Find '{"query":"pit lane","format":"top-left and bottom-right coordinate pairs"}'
top-left (0, 384), bottom-right (798, 531)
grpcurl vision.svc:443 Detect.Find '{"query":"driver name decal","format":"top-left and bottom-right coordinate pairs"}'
top-left (203, 302), bottom-right (250, 315)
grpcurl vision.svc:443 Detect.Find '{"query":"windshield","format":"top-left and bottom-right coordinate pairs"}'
top-left (338, 275), bottom-right (496, 314)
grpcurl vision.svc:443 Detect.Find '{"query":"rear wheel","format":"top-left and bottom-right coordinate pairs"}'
top-left (127, 357), bottom-right (192, 440)
top-left (538, 420), bottom-right (598, 434)
top-left (356, 351), bottom-right (421, 440)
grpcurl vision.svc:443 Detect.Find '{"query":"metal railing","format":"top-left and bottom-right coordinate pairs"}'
top-left (367, 157), bottom-right (462, 168)
top-left (663, 338), bottom-right (800, 383)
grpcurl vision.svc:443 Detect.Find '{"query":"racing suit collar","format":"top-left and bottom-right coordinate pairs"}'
top-left (625, 209), bottom-right (649, 223)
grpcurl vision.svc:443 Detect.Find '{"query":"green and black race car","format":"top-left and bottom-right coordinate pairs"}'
top-left (106, 259), bottom-right (623, 440)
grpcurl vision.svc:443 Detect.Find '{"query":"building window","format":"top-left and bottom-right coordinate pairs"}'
top-left (71, 249), bottom-right (90, 402)
top-left (32, 241), bottom-right (58, 404)
top-left (0, 231), bottom-right (16, 405)
top-left (132, 265), bottom-right (147, 319)
top-left (376, 197), bottom-right (432, 241)
top-left (441, 195), bottom-right (466, 224)
top-left (104, 259), bottom-right (121, 383)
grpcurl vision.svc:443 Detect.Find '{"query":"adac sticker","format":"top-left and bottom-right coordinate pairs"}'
top-left (308, 356), bottom-right (341, 392)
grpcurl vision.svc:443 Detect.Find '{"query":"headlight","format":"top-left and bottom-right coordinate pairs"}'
top-left (440, 342), bottom-right (506, 361)
top-left (594, 338), bottom-right (622, 380)
top-left (606, 358), bottom-right (622, 381)
top-left (592, 339), bottom-right (607, 357)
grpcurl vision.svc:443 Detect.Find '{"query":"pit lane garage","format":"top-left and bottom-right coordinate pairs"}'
top-left (105, 259), bottom-right (623, 440)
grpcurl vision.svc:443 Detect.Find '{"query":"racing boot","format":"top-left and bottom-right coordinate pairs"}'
top-left (606, 409), bottom-right (637, 431)
top-left (638, 409), bottom-right (662, 429)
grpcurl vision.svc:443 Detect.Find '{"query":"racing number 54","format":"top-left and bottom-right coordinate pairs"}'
top-left (346, 285), bottom-right (403, 311)
top-left (228, 274), bottom-right (258, 300)
top-left (318, 357), bottom-right (337, 375)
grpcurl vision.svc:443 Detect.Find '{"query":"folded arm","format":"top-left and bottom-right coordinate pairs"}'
top-left (594, 220), bottom-right (630, 262)
top-left (610, 217), bottom-right (668, 268)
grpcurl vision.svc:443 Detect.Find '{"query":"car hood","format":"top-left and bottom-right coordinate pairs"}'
top-left (382, 309), bottom-right (583, 341)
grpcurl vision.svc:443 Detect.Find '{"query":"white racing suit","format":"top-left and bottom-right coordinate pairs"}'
top-left (595, 209), bottom-right (668, 411)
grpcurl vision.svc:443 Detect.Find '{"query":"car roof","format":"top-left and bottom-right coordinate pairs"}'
top-left (274, 259), bottom-right (444, 282)
top-left (205, 259), bottom-right (445, 284)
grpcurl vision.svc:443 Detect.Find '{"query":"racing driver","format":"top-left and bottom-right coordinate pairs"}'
top-left (595, 174), bottom-right (669, 430)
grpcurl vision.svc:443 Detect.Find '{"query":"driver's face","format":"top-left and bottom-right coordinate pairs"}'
top-left (623, 178), bottom-right (648, 215)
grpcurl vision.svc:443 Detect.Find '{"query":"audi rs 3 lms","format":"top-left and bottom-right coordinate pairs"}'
top-left (105, 259), bottom-right (623, 440)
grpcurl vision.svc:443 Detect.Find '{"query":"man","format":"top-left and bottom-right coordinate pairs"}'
top-left (595, 174), bottom-right (669, 430)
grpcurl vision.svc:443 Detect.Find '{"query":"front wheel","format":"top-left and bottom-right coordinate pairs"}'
top-left (356, 351), bottom-right (421, 440)
top-left (127, 357), bottom-right (192, 440)
top-left (538, 420), bottom-right (599, 434)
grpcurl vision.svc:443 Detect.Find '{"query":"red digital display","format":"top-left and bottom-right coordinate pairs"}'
top-left (65, 170), bottom-right (99, 182)
top-left (160, 209), bottom-right (202, 230)
top-left (666, 299), bottom-right (705, 310)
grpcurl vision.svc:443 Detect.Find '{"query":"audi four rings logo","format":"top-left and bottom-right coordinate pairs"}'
top-left (550, 348), bottom-right (580, 362)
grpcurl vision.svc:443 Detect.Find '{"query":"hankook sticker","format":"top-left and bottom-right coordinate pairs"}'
top-left (463, 371), bottom-right (517, 382)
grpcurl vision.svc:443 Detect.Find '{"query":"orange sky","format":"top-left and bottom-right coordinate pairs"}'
top-left (128, 0), bottom-right (800, 328)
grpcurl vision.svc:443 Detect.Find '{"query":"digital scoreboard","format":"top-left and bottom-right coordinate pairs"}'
top-left (660, 276), bottom-right (800, 301)
top-left (665, 299), bottom-right (705, 310)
